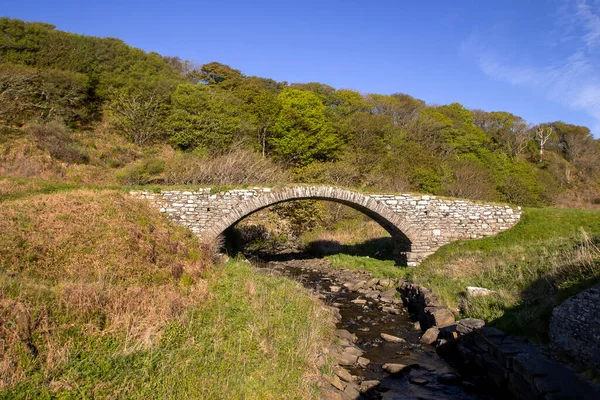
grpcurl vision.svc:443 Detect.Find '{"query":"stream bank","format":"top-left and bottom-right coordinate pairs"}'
top-left (252, 256), bottom-right (499, 400)
top-left (251, 255), bottom-right (600, 400)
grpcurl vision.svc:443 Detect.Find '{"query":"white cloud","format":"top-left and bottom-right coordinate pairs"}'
top-left (467, 0), bottom-right (600, 133)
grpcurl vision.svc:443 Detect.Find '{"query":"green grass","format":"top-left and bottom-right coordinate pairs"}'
top-left (0, 262), bottom-right (334, 399)
top-left (412, 207), bottom-right (600, 341)
top-left (325, 254), bottom-right (412, 279)
top-left (0, 191), bottom-right (334, 399)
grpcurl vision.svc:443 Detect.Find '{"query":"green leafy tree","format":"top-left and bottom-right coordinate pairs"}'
top-left (200, 62), bottom-right (243, 89)
top-left (472, 110), bottom-right (532, 157)
top-left (366, 93), bottom-right (425, 126)
top-left (166, 83), bottom-right (241, 154)
top-left (235, 77), bottom-right (282, 156)
top-left (270, 88), bottom-right (341, 167)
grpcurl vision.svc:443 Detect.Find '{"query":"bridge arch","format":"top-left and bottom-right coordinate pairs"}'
top-left (205, 187), bottom-right (416, 263)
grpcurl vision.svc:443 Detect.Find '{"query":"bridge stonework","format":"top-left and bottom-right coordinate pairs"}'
top-left (131, 186), bottom-right (521, 266)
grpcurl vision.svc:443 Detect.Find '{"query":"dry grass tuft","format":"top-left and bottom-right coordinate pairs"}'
top-left (0, 190), bottom-right (210, 282)
top-left (163, 148), bottom-right (290, 185)
top-left (0, 190), bottom-right (212, 390)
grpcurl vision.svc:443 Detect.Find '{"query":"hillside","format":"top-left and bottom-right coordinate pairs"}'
top-left (1, 17), bottom-right (599, 209)
top-left (0, 191), bottom-right (333, 398)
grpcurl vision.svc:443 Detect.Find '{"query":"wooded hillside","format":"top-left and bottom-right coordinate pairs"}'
top-left (2, 17), bottom-right (599, 208)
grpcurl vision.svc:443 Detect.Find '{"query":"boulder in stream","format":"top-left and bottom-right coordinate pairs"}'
top-left (324, 374), bottom-right (345, 391)
top-left (382, 363), bottom-right (408, 374)
top-left (334, 366), bottom-right (354, 382)
top-left (419, 327), bottom-right (439, 345)
top-left (335, 329), bottom-right (357, 343)
top-left (359, 380), bottom-right (380, 393)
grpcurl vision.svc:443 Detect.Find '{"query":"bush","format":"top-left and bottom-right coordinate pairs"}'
top-left (163, 148), bottom-right (289, 185)
top-left (117, 158), bottom-right (165, 185)
top-left (445, 160), bottom-right (496, 200)
top-left (26, 121), bottom-right (89, 164)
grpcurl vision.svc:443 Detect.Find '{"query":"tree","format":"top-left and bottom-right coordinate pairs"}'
top-left (0, 63), bottom-right (89, 124)
top-left (330, 89), bottom-right (369, 117)
top-left (535, 125), bottom-right (554, 162)
top-left (166, 83), bottom-right (241, 154)
top-left (199, 62), bottom-right (243, 89)
top-left (365, 93), bottom-right (425, 126)
top-left (344, 112), bottom-right (390, 175)
top-left (288, 82), bottom-right (337, 106)
top-left (472, 110), bottom-right (532, 157)
top-left (270, 88), bottom-right (341, 167)
top-left (235, 77), bottom-right (281, 157)
top-left (105, 87), bottom-right (167, 146)
top-left (550, 122), bottom-right (600, 178)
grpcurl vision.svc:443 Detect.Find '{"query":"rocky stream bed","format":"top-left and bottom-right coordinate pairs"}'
top-left (252, 256), bottom-right (500, 400)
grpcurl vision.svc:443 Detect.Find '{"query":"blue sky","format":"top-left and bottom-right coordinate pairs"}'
top-left (4, 0), bottom-right (600, 136)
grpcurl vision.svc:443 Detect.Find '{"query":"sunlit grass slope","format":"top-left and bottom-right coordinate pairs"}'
top-left (413, 208), bottom-right (600, 340)
top-left (0, 190), bottom-right (333, 399)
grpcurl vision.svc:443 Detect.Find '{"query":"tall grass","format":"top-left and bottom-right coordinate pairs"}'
top-left (0, 191), bottom-right (334, 398)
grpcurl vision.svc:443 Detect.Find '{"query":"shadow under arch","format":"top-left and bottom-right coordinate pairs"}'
top-left (207, 188), bottom-right (415, 265)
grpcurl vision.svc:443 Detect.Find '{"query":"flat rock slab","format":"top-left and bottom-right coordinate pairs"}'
top-left (343, 383), bottom-right (360, 399)
top-left (344, 346), bottom-right (364, 357)
top-left (409, 377), bottom-right (429, 386)
top-left (383, 363), bottom-right (408, 374)
top-left (456, 318), bottom-right (485, 334)
top-left (359, 380), bottom-right (380, 393)
top-left (357, 357), bottom-right (370, 367)
top-left (438, 373), bottom-right (461, 385)
top-left (334, 367), bottom-right (354, 383)
top-left (381, 306), bottom-right (401, 314)
top-left (335, 329), bottom-right (357, 343)
top-left (425, 307), bottom-right (455, 328)
top-left (381, 333), bottom-right (406, 343)
top-left (333, 351), bottom-right (358, 366)
top-left (324, 374), bottom-right (345, 391)
top-left (466, 286), bottom-right (496, 297)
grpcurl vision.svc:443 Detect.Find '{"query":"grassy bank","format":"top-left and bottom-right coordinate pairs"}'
top-left (301, 207), bottom-right (600, 341)
top-left (413, 208), bottom-right (600, 341)
top-left (300, 217), bottom-right (410, 278)
top-left (0, 190), bottom-right (334, 399)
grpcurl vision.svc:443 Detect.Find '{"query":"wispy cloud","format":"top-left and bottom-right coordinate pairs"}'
top-left (466, 0), bottom-right (600, 133)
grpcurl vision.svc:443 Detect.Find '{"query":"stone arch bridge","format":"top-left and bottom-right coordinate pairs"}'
top-left (131, 186), bottom-right (521, 266)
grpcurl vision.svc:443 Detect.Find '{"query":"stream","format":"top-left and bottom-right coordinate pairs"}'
top-left (251, 255), bottom-right (499, 400)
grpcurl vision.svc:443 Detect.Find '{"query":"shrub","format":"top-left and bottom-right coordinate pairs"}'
top-left (116, 158), bottom-right (165, 185)
top-left (163, 148), bottom-right (289, 185)
top-left (26, 121), bottom-right (89, 164)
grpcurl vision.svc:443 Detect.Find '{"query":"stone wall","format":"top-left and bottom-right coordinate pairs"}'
top-left (398, 282), bottom-right (600, 400)
top-left (131, 186), bottom-right (521, 266)
top-left (549, 283), bottom-right (600, 373)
